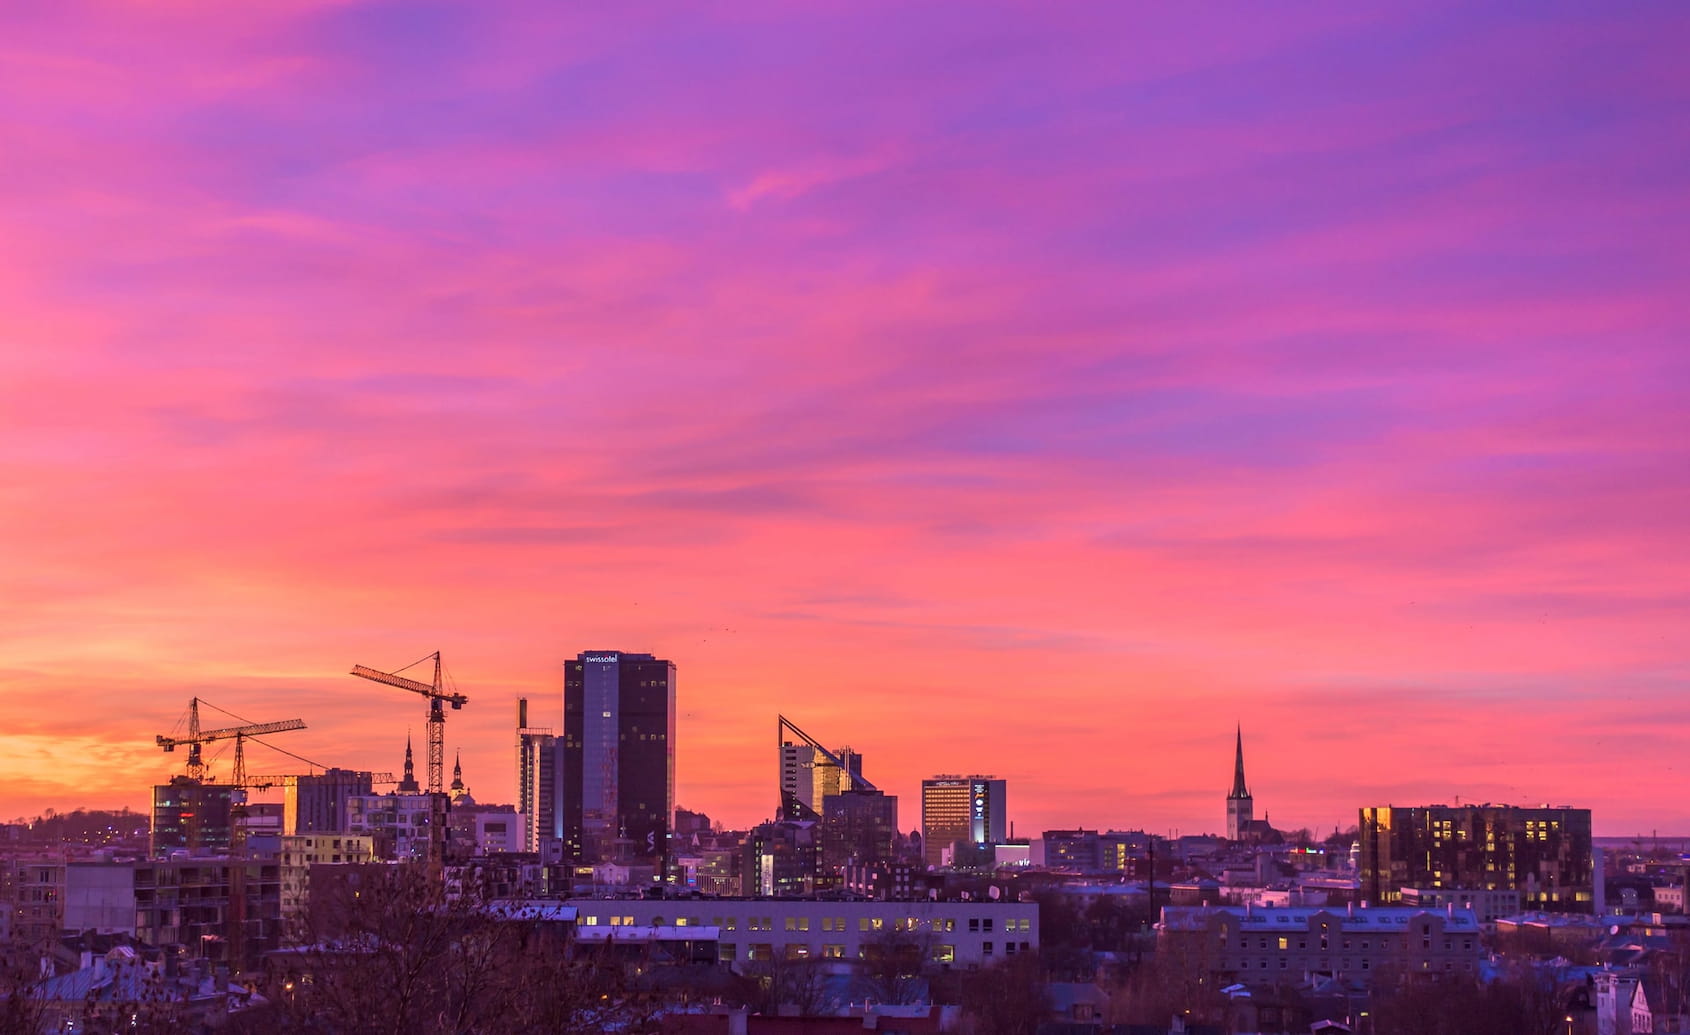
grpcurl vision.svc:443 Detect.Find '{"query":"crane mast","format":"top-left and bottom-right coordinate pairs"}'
top-left (350, 651), bottom-right (467, 795)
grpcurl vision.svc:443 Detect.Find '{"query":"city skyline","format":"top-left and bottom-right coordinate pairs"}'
top-left (4, 4), bottom-right (1689, 838)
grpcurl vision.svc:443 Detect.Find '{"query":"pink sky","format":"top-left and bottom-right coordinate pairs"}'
top-left (2, 2), bottom-right (1688, 838)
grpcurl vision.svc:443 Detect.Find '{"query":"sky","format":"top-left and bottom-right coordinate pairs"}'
top-left (2, 1), bottom-right (1688, 839)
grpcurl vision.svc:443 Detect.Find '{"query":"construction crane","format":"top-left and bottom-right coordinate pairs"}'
top-left (350, 651), bottom-right (467, 795)
top-left (156, 698), bottom-right (306, 785)
top-left (244, 771), bottom-right (397, 790)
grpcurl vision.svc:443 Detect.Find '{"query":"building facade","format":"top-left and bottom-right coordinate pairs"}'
top-left (921, 776), bottom-right (1006, 868)
top-left (516, 697), bottom-right (561, 852)
top-left (562, 650), bottom-right (676, 872)
top-left (779, 742), bottom-right (865, 820)
top-left (62, 858), bottom-right (284, 969)
top-left (279, 833), bottom-right (378, 924)
top-left (152, 777), bottom-right (234, 857)
top-left (1359, 804), bottom-right (1594, 912)
top-left (283, 768), bottom-right (374, 835)
top-left (564, 897), bottom-right (1037, 969)
top-left (1158, 905), bottom-right (1483, 986)
top-left (820, 789), bottom-right (899, 873)
top-left (345, 792), bottom-right (436, 861)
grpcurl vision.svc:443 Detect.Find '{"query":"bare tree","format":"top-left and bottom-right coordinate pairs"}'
top-left (959, 952), bottom-right (1047, 1035)
top-left (735, 953), bottom-right (838, 1017)
top-left (0, 929), bottom-right (49, 1035)
top-left (861, 924), bottom-right (934, 1005)
top-left (245, 862), bottom-right (666, 1035)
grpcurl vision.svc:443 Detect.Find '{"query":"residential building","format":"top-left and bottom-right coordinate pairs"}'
top-left (450, 804), bottom-right (526, 856)
top-left (1359, 804), bottom-right (1595, 912)
top-left (279, 833), bottom-right (377, 924)
top-left (1398, 886), bottom-right (1521, 925)
top-left (1, 855), bottom-right (66, 943)
top-left (283, 768), bottom-right (374, 835)
top-left (63, 857), bottom-right (284, 969)
top-left (561, 650), bottom-right (676, 872)
top-left (345, 792), bottom-right (436, 861)
top-left (1158, 904), bottom-right (1483, 985)
top-left (516, 697), bottom-right (561, 852)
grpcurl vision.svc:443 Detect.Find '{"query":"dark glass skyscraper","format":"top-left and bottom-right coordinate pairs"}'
top-left (562, 650), bottom-right (676, 873)
top-left (1359, 804), bottom-right (1594, 912)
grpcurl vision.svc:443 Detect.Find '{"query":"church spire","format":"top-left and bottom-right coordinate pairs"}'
top-left (450, 750), bottom-right (465, 792)
top-left (1229, 724), bottom-right (1250, 799)
top-left (397, 732), bottom-right (421, 794)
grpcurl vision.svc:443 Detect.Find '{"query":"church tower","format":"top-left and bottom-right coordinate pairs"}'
top-left (396, 734), bottom-right (422, 795)
top-left (1226, 725), bottom-right (1254, 841)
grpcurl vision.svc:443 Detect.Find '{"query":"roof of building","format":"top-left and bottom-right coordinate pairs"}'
top-left (1160, 905), bottom-right (1481, 933)
top-left (574, 925), bottom-right (722, 942)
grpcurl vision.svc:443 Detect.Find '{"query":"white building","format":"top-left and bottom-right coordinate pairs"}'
top-left (564, 897), bottom-right (1036, 968)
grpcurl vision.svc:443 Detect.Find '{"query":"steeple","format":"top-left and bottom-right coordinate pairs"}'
top-left (1226, 724), bottom-right (1255, 842)
top-left (397, 733), bottom-right (421, 794)
top-left (1229, 724), bottom-right (1250, 799)
top-left (448, 750), bottom-right (474, 806)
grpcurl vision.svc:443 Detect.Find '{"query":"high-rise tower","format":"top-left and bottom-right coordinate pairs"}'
top-left (516, 697), bottom-right (560, 853)
top-left (1226, 725), bottom-right (1253, 841)
top-left (921, 775), bottom-right (1006, 867)
top-left (561, 650), bottom-right (676, 873)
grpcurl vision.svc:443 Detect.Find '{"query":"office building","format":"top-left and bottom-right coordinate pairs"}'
top-left (152, 776), bottom-right (234, 856)
top-left (921, 776), bottom-right (1006, 868)
top-left (819, 788), bottom-right (899, 872)
top-left (562, 650), bottom-right (676, 871)
top-left (742, 819), bottom-right (820, 897)
top-left (779, 741), bottom-right (865, 820)
top-left (1359, 804), bottom-right (1594, 912)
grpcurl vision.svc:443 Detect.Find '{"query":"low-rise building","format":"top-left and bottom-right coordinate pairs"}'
top-left (279, 834), bottom-right (378, 926)
top-left (1158, 904), bottom-right (1483, 986)
top-left (1399, 886), bottom-right (1521, 925)
top-left (564, 897), bottom-right (1036, 969)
